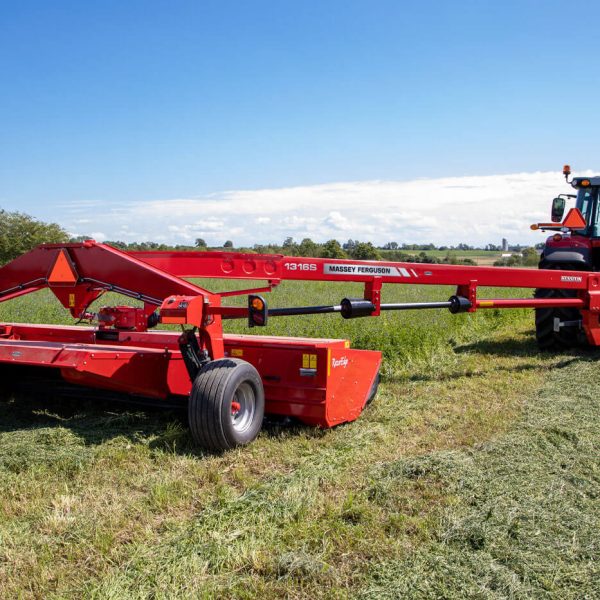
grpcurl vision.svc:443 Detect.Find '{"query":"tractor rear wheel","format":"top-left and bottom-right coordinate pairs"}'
top-left (534, 287), bottom-right (583, 351)
top-left (188, 358), bottom-right (265, 451)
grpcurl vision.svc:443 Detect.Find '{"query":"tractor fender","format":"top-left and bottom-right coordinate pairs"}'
top-left (540, 248), bottom-right (591, 269)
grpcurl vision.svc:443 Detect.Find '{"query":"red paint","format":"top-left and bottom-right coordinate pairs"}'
top-left (545, 234), bottom-right (591, 251)
top-left (1, 241), bottom-right (599, 430)
top-left (0, 323), bottom-right (380, 427)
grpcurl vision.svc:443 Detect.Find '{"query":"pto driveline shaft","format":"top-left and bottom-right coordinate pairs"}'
top-left (265, 295), bottom-right (472, 319)
top-left (268, 305), bottom-right (342, 316)
top-left (380, 301), bottom-right (452, 310)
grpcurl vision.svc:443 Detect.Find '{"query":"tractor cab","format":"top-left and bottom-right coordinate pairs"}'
top-left (535, 166), bottom-right (600, 271)
top-left (569, 177), bottom-right (600, 238)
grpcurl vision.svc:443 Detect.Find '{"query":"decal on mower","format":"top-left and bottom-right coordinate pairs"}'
top-left (283, 262), bottom-right (317, 271)
top-left (331, 356), bottom-right (349, 369)
top-left (323, 263), bottom-right (415, 277)
top-left (302, 353), bottom-right (317, 369)
top-left (560, 275), bottom-right (583, 282)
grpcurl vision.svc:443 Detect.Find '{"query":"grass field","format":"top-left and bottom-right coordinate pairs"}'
top-left (424, 249), bottom-right (503, 266)
top-left (0, 281), bottom-right (599, 598)
top-left (379, 249), bottom-right (505, 266)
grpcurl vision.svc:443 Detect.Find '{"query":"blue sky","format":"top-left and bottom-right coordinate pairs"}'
top-left (1, 1), bottom-right (599, 245)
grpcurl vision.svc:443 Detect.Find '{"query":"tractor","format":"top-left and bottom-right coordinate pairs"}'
top-left (533, 165), bottom-right (600, 350)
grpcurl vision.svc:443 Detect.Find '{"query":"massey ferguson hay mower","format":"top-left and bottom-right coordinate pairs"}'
top-left (0, 166), bottom-right (599, 451)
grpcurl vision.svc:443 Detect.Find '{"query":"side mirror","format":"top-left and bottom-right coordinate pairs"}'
top-left (551, 197), bottom-right (566, 222)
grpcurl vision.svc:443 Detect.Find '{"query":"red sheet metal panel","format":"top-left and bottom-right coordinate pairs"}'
top-left (326, 347), bottom-right (381, 426)
top-left (0, 324), bottom-right (381, 428)
top-left (225, 336), bottom-right (381, 427)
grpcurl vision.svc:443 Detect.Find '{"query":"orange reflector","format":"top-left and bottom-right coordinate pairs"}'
top-left (48, 249), bottom-right (78, 285)
top-left (251, 298), bottom-right (264, 310)
top-left (562, 208), bottom-right (587, 229)
top-left (530, 224), bottom-right (539, 230)
top-left (581, 179), bottom-right (590, 186)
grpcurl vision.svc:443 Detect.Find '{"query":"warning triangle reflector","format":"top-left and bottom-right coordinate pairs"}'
top-left (562, 208), bottom-right (587, 229)
top-left (48, 249), bottom-right (78, 285)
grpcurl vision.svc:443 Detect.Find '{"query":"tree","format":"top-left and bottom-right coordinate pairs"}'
top-left (298, 238), bottom-right (319, 257)
top-left (0, 209), bottom-right (68, 265)
top-left (522, 247), bottom-right (540, 266)
top-left (444, 250), bottom-right (459, 264)
top-left (320, 239), bottom-right (347, 259)
top-left (281, 237), bottom-right (299, 255)
top-left (350, 242), bottom-right (381, 260)
top-left (494, 253), bottom-right (524, 267)
top-left (195, 238), bottom-right (207, 249)
top-left (104, 240), bottom-right (128, 250)
top-left (223, 240), bottom-right (233, 248)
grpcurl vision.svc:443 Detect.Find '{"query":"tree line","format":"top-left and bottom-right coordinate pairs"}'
top-left (0, 209), bottom-right (68, 264)
top-left (99, 237), bottom-right (477, 264)
top-left (0, 207), bottom-right (538, 268)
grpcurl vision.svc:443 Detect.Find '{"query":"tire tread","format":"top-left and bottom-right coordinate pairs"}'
top-left (189, 359), bottom-right (264, 451)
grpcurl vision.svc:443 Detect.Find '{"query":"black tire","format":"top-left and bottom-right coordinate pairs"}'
top-left (188, 358), bottom-right (265, 451)
top-left (534, 261), bottom-right (584, 351)
top-left (366, 372), bottom-right (380, 405)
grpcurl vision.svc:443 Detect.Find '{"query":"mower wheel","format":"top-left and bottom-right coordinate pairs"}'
top-left (188, 358), bottom-right (265, 451)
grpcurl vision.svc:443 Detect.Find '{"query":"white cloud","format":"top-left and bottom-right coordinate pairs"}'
top-left (61, 171), bottom-right (590, 247)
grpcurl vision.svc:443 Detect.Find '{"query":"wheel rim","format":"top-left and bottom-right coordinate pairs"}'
top-left (230, 382), bottom-right (256, 434)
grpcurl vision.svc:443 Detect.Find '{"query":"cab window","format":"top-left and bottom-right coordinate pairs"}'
top-left (576, 188), bottom-right (599, 236)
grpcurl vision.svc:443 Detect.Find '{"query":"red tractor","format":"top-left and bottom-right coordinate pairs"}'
top-left (533, 165), bottom-right (600, 350)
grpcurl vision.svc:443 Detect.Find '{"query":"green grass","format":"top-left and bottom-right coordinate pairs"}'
top-left (379, 249), bottom-right (505, 265)
top-left (0, 282), bottom-right (599, 598)
top-left (411, 249), bottom-right (497, 258)
top-left (0, 280), bottom-right (527, 378)
top-left (360, 354), bottom-right (600, 598)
